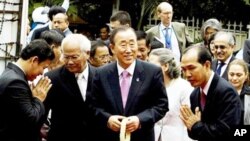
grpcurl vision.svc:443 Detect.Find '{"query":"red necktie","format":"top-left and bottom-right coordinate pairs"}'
top-left (200, 90), bottom-right (206, 110)
top-left (120, 71), bottom-right (130, 108)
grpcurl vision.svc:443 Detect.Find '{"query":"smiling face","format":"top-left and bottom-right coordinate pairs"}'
top-left (213, 33), bottom-right (235, 62)
top-left (137, 39), bottom-right (150, 61)
top-left (110, 28), bottom-right (138, 69)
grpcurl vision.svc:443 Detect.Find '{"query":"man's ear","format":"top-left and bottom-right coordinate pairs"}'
top-left (204, 60), bottom-right (211, 70)
top-left (30, 56), bottom-right (39, 64)
top-left (85, 51), bottom-right (90, 59)
top-left (163, 63), bottom-right (169, 72)
top-left (50, 44), bottom-right (56, 49)
top-left (109, 43), bottom-right (115, 55)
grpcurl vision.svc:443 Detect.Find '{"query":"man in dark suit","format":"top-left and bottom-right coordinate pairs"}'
top-left (146, 2), bottom-right (193, 61)
top-left (87, 26), bottom-right (168, 141)
top-left (211, 31), bottom-right (236, 80)
top-left (0, 39), bottom-right (55, 141)
top-left (43, 34), bottom-right (95, 141)
top-left (180, 45), bottom-right (242, 141)
top-left (243, 39), bottom-right (250, 64)
top-left (30, 6), bottom-right (66, 41)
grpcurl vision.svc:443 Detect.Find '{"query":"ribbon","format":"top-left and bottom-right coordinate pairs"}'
top-left (120, 118), bottom-right (131, 141)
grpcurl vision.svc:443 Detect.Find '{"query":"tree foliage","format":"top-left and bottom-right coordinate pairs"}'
top-left (28, 0), bottom-right (250, 32)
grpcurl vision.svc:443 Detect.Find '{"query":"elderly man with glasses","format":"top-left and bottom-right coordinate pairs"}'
top-left (211, 31), bottom-right (236, 80)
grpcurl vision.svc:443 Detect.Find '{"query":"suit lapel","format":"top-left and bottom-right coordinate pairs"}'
top-left (108, 62), bottom-right (124, 114)
top-left (221, 56), bottom-right (235, 80)
top-left (125, 60), bottom-right (144, 113)
top-left (61, 66), bottom-right (83, 101)
top-left (203, 74), bottom-right (219, 114)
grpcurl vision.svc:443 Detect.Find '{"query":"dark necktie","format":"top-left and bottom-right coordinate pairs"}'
top-left (216, 62), bottom-right (225, 75)
top-left (200, 90), bottom-right (206, 110)
top-left (165, 28), bottom-right (171, 49)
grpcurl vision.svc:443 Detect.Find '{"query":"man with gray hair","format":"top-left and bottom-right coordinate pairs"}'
top-left (43, 34), bottom-right (96, 141)
top-left (211, 31), bottom-right (236, 80)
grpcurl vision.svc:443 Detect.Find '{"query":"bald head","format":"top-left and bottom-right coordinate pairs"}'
top-left (52, 13), bottom-right (69, 32)
top-left (157, 2), bottom-right (173, 26)
top-left (157, 2), bottom-right (173, 13)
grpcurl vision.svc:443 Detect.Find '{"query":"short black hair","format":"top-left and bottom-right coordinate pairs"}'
top-left (40, 29), bottom-right (65, 46)
top-left (183, 44), bottom-right (212, 65)
top-left (110, 11), bottom-right (131, 26)
top-left (21, 39), bottom-right (55, 63)
top-left (135, 30), bottom-right (147, 40)
top-left (90, 40), bottom-right (107, 57)
top-left (99, 24), bottom-right (110, 33)
top-left (48, 6), bottom-right (66, 21)
top-left (109, 26), bottom-right (135, 45)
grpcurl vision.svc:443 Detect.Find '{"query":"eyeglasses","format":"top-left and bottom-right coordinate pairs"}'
top-left (63, 54), bottom-right (81, 62)
top-left (214, 45), bottom-right (227, 50)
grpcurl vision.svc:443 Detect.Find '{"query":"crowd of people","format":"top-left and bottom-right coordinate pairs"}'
top-left (1, 1), bottom-right (250, 141)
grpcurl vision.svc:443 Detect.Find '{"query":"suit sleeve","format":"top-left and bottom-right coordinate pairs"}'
top-left (188, 88), bottom-right (242, 140)
top-left (6, 79), bottom-right (45, 126)
top-left (136, 68), bottom-right (169, 129)
top-left (243, 39), bottom-right (250, 64)
top-left (86, 69), bottom-right (112, 127)
top-left (184, 24), bottom-right (193, 47)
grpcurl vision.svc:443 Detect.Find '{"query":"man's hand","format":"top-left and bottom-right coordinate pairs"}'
top-left (107, 115), bottom-right (125, 132)
top-left (30, 76), bottom-right (52, 102)
top-left (180, 105), bottom-right (201, 130)
top-left (125, 116), bottom-right (140, 133)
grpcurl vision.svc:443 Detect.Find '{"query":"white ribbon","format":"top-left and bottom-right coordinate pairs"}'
top-left (120, 118), bottom-right (131, 141)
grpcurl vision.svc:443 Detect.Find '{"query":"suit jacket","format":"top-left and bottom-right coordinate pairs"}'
top-left (188, 74), bottom-right (242, 141)
top-left (64, 28), bottom-right (72, 36)
top-left (212, 56), bottom-right (236, 81)
top-left (239, 85), bottom-right (250, 125)
top-left (0, 63), bottom-right (46, 141)
top-left (146, 22), bottom-right (193, 55)
top-left (44, 64), bottom-right (96, 141)
top-left (31, 25), bottom-right (50, 41)
top-left (87, 60), bottom-right (169, 141)
top-left (243, 39), bottom-right (250, 64)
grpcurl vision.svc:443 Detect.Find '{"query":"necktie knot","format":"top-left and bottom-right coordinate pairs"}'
top-left (77, 73), bottom-right (84, 80)
top-left (216, 62), bottom-right (225, 75)
top-left (122, 71), bottom-right (130, 78)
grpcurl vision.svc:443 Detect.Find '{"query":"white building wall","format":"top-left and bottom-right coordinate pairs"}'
top-left (0, 0), bottom-right (27, 74)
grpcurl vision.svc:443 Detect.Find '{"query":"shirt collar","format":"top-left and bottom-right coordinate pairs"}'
top-left (201, 71), bottom-right (215, 96)
top-left (160, 22), bottom-right (172, 30)
top-left (117, 60), bottom-right (136, 76)
top-left (75, 64), bottom-right (89, 80)
top-left (13, 62), bottom-right (26, 75)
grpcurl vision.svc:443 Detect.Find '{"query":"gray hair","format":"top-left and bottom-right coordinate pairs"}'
top-left (201, 18), bottom-right (222, 40)
top-left (214, 31), bottom-right (235, 46)
top-left (61, 34), bottom-right (91, 52)
top-left (150, 48), bottom-right (180, 79)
